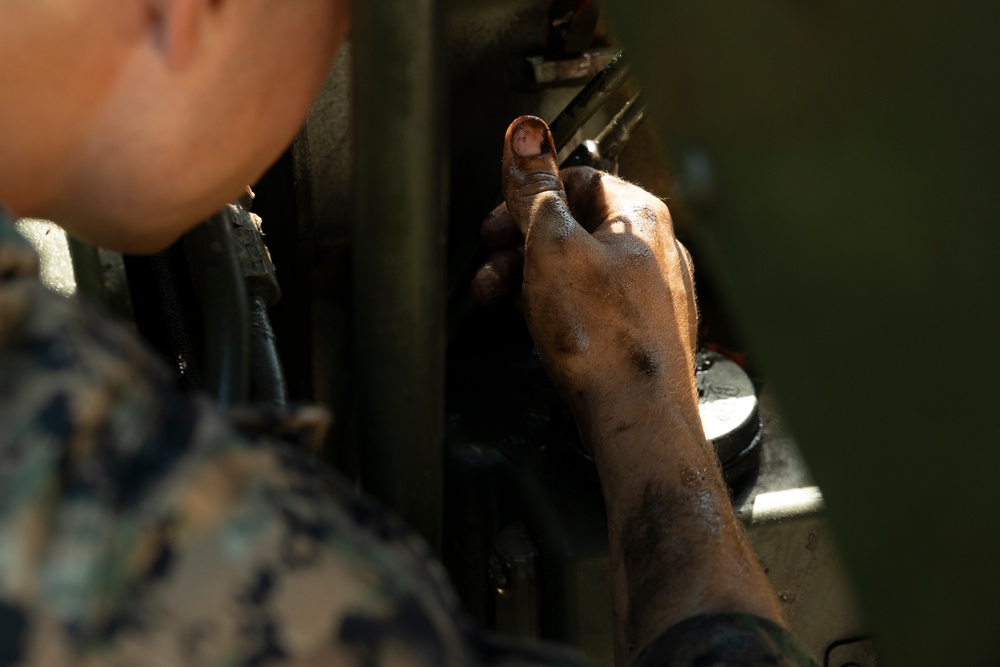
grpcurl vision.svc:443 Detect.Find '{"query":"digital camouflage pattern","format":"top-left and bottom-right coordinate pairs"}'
top-left (0, 212), bottom-right (817, 666)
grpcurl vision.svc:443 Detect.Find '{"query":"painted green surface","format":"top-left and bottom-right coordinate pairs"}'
top-left (604, 2), bottom-right (1000, 664)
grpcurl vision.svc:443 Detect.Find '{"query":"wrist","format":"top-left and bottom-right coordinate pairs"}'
top-left (573, 379), bottom-right (717, 507)
top-left (573, 371), bottom-right (703, 454)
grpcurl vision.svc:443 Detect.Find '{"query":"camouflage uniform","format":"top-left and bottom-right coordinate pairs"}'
top-left (0, 212), bottom-right (817, 666)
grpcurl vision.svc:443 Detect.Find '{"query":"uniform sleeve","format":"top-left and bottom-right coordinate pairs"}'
top-left (0, 229), bottom-right (601, 666)
top-left (631, 613), bottom-right (819, 667)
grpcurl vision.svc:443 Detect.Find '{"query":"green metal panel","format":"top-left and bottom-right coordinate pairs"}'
top-left (352, 0), bottom-right (447, 550)
top-left (604, 2), bottom-right (1000, 664)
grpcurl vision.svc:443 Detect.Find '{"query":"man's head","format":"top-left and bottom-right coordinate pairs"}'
top-left (0, 0), bottom-right (349, 253)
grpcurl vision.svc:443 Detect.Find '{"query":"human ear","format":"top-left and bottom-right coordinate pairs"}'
top-left (147, 0), bottom-right (213, 70)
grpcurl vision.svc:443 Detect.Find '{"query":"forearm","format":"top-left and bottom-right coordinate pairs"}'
top-left (584, 387), bottom-right (785, 666)
top-left (490, 114), bottom-right (786, 665)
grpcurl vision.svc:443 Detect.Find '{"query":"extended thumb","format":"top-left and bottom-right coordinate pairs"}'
top-left (502, 116), bottom-right (581, 245)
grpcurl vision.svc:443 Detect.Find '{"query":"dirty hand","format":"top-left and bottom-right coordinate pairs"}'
top-left (473, 116), bottom-right (700, 447)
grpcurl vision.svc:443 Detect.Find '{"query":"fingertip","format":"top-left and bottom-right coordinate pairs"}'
top-left (471, 263), bottom-right (506, 305)
top-left (502, 116), bottom-right (564, 227)
top-left (505, 115), bottom-right (553, 158)
top-left (471, 248), bottom-right (525, 305)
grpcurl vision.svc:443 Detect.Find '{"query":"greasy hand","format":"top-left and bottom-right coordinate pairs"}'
top-left (473, 116), bottom-right (700, 446)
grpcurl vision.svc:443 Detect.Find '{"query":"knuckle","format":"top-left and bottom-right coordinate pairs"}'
top-left (561, 165), bottom-right (602, 189)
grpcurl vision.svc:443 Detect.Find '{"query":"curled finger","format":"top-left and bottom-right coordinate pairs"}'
top-left (471, 246), bottom-right (525, 305)
top-left (481, 203), bottom-right (521, 249)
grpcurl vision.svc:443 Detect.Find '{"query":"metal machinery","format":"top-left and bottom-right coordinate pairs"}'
top-left (295, 3), bottom-right (874, 664)
top-left (34, 0), bottom-right (998, 664)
